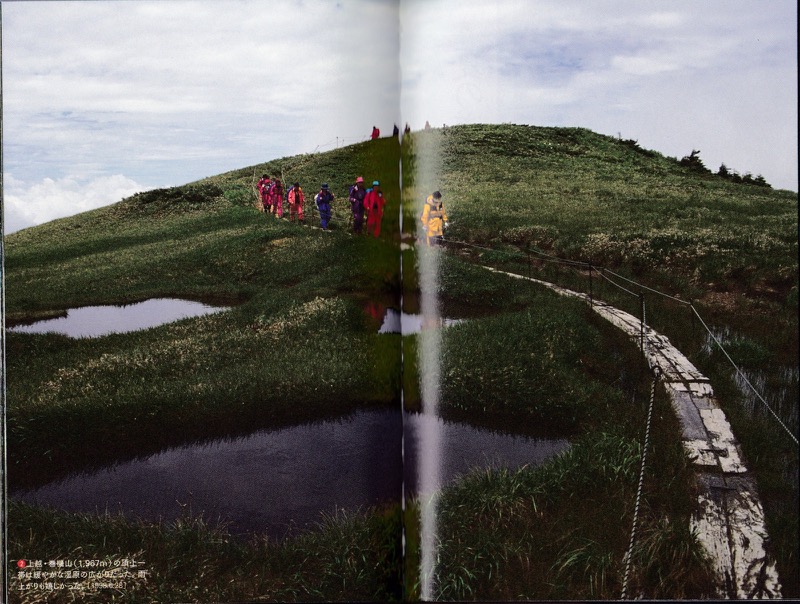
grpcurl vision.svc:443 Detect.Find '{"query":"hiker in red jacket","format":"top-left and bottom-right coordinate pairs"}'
top-left (258, 174), bottom-right (271, 212)
top-left (270, 178), bottom-right (285, 217)
top-left (364, 180), bottom-right (386, 237)
top-left (371, 125), bottom-right (380, 140)
top-left (287, 182), bottom-right (305, 222)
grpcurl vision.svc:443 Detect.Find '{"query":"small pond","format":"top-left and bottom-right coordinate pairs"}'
top-left (12, 409), bottom-right (568, 538)
top-left (7, 298), bottom-right (229, 338)
top-left (379, 309), bottom-right (462, 334)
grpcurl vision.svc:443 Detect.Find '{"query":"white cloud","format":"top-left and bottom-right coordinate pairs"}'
top-left (611, 55), bottom-right (680, 76)
top-left (3, 174), bottom-right (151, 235)
top-left (400, 0), bottom-right (797, 191)
top-left (4, 1), bottom-right (398, 120)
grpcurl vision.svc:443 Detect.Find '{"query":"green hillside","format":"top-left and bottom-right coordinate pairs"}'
top-left (413, 124), bottom-right (797, 310)
top-left (4, 125), bottom-right (797, 601)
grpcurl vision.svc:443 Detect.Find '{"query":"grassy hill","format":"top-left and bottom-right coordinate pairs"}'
top-left (413, 124), bottom-right (797, 309)
top-left (4, 125), bottom-right (797, 601)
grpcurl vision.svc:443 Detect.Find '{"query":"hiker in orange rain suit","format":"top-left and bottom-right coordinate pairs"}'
top-left (270, 179), bottom-right (285, 217)
top-left (287, 182), bottom-right (305, 222)
top-left (364, 180), bottom-right (386, 238)
top-left (421, 191), bottom-right (447, 246)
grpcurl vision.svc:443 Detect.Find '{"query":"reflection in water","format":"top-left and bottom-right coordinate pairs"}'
top-left (13, 409), bottom-right (403, 538)
top-left (403, 413), bottom-right (569, 496)
top-left (8, 298), bottom-right (229, 338)
top-left (11, 409), bottom-right (565, 539)
top-left (379, 308), bottom-right (462, 334)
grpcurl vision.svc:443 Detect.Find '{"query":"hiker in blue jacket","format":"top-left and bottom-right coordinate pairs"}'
top-left (314, 183), bottom-right (334, 230)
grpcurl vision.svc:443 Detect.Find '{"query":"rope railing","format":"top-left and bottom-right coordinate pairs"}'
top-left (526, 245), bottom-right (591, 268)
top-left (441, 237), bottom-right (499, 254)
top-left (691, 306), bottom-right (799, 446)
top-left (597, 268), bottom-right (640, 299)
top-left (621, 370), bottom-right (660, 600)
top-left (604, 268), bottom-right (692, 306)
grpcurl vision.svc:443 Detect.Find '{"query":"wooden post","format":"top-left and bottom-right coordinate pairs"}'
top-left (640, 293), bottom-right (645, 353)
top-left (527, 242), bottom-right (531, 279)
top-left (601, 267), bottom-right (605, 300)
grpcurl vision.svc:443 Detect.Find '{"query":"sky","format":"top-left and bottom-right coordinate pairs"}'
top-left (2, 0), bottom-right (797, 234)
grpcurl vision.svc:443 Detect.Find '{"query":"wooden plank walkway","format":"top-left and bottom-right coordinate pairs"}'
top-left (484, 266), bottom-right (782, 598)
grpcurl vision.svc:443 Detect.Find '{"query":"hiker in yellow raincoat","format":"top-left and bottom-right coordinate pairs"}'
top-left (420, 191), bottom-right (447, 246)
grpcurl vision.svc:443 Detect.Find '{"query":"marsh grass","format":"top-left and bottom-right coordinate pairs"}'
top-left (427, 418), bottom-right (715, 600)
top-left (7, 293), bottom-right (399, 487)
top-left (7, 500), bottom-right (402, 603)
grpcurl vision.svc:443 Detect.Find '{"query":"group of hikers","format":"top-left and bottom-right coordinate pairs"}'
top-left (256, 174), bottom-right (387, 236)
top-left (255, 174), bottom-right (446, 244)
top-left (372, 122), bottom-right (416, 140)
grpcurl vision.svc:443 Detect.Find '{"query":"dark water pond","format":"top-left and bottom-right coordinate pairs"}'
top-left (7, 298), bottom-right (229, 338)
top-left (403, 412), bottom-right (569, 496)
top-left (12, 409), bottom-right (568, 538)
top-left (379, 309), bottom-right (462, 334)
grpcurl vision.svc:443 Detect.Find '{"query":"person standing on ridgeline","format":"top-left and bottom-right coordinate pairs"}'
top-left (287, 182), bottom-right (305, 223)
top-left (420, 190), bottom-right (448, 246)
top-left (349, 176), bottom-right (367, 234)
top-left (392, 124), bottom-right (399, 137)
top-left (371, 125), bottom-right (380, 140)
top-left (270, 178), bottom-right (285, 218)
top-left (258, 174), bottom-right (272, 212)
top-left (364, 180), bottom-right (386, 238)
top-left (314, 183), bottom-right (334, 230)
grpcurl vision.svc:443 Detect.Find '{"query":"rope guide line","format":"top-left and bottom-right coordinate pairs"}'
top-left (621, 370), bottom-right (660, 600)
top-left (604, 268), bottom-right (691, 306)
top-left (691, 307), bottom-right (799, 446)
top-left (597, 269), bottom-right (639, 299)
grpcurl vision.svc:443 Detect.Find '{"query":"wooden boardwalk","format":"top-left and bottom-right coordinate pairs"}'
top-left (484, 266), bottom-right (782, 599)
